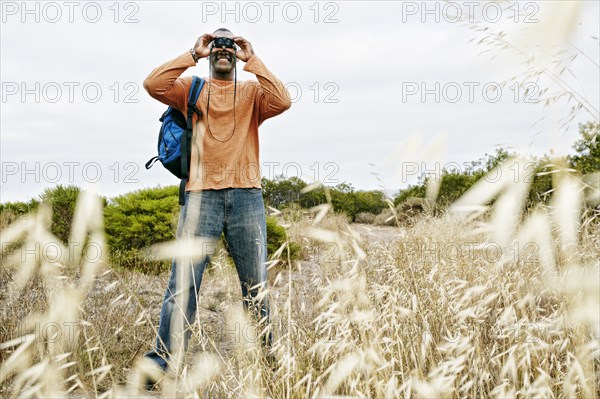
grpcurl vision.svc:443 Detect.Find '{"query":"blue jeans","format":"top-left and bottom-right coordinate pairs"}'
top-left (144, 188), bottom-right (271, 371)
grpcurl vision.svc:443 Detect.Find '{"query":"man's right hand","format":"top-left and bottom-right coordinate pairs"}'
top-left (193, 33), bottom-right (216, 59)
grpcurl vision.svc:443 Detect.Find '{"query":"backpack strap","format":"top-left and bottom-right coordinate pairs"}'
top-left (179, 76), bottom-right (205, 205)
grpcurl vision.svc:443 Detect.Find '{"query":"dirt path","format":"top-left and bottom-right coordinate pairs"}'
top-left (350, 223), bottom-right (406, 243)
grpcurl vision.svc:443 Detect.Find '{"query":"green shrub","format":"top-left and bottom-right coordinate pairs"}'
top-left (104, 186), bottom-right (179, 274)
top-left (330, 182), bottom-right (357, 220)
top-left (103, 186), bottom-right (298, 274)
top-left (525, 161), bottom-right (554, 208)
top-left (392, 149), bottom-right (509, 209)
top-left (390, 123), bottom-right (599, 213)
top-left (353, 190), bottom-right (386, 217)
top-left (393, 184), bottom-right (427, 207)
top-left (298, 186), bottom-right (327, 209)
top-left (38, 185), bottom-right (82, 242)
top-left (0, 199), bottom-right (39, 216)
top-left (0, 199), bottom-right (39, 229)
top-left (569, 121), bottom-right (599, 174)
top-left (266, 215), bottom-right (300, 262)
top-left (262, 175), bottom-right (308, 209)
top-left (434, 172), bottom-right (486, 208)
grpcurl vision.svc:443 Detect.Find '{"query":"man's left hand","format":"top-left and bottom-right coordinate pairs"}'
top-left (232, 36), bottom-right (255, 62)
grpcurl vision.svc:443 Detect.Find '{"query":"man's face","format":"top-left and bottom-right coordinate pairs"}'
top-left (210, 31), bottom-right (236, 74)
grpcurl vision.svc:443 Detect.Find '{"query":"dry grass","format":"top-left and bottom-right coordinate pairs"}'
top-left (2, 2), bottom-right (599, 397)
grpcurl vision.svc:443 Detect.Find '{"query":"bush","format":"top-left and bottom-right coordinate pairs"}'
top-left (353, 190), bottom-right (387, 217)
top-left (266, 215), bottom-right (300, 263)
top-left (104, 186), bottom-right (179, 274)
top-left (0, 199), bottom-right (39, 217)
top-left (103, 186), bottom-right (300, 274)
top-left (525, 161), bottom-right (554, 208)
top-left (0, 199), bottom-right (39, 229)
top-left (391, 149), bottom-right (510, 211)
top-left (262, 175), bottom-right (307, 209)
top-left (390, 123), bottom-right (599, 214)
top-left (393, 184), bottom-right (426, 207)
top-left (434, 172), bottom-right (485, 208)
top-left (569, 121), bottom-right (599, 174)
top-left (260, 176), bottom-right (387, 221)
top-left (38, 185), bottom-right (82, 243)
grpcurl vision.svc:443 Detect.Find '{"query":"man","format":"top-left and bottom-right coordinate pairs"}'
top-left (142, 28), bottom-right (291, 379)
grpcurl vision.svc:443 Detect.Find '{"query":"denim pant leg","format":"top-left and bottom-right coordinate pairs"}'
top-left (223, 188), bottom-right (271, 348)
top-left (145, 191), bottom-right (225, 370)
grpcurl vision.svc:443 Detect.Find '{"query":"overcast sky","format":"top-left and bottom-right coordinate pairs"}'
top-left (1, 0), bottom-right (599, 203)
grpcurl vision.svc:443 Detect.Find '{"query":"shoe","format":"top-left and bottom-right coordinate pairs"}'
top-left (139, 355), bottom-right (166, 391)
top-left (142, 375), bottom-right (159, 391)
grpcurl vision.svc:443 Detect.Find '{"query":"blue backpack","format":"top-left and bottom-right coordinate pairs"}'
top-left (145, 76), bottom-right (205, 205)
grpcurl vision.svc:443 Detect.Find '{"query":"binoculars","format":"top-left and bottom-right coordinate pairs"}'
top-left (211, 37), bottom-right (237, 50)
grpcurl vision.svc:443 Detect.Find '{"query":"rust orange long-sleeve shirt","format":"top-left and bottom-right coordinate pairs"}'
top-left (143, 50), bottom-right (291, 191)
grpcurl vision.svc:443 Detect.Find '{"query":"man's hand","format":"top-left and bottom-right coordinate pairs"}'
top-left (232, 36), bottom-right (255, 62)
top-left (193, 33), bottom-right (216, 59)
